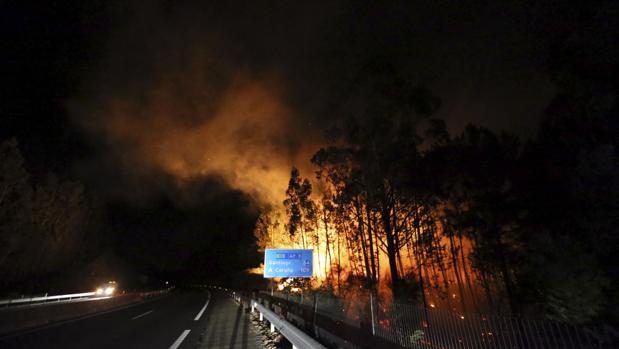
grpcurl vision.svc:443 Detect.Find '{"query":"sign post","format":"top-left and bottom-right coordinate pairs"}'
top-left (263, 249), bottom-right (313, 278)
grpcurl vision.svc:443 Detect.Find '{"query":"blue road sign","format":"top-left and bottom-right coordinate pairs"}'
top-left (263, 249), bottom-right (313, 278)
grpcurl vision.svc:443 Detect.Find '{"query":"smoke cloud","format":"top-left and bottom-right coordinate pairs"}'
top-left (75, 74), bottom-right (312, 205)
top-left (69, 0), bottom-right (557, 207)
top-left (70, 2), bottom-right (322, 206)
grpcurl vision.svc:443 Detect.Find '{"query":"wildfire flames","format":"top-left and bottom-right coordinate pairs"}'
top-left (254, 201), bottom-right (500, 315)
top-left (68, 7), bottom-right (506, 314)
top-left (74, 62), bottom-right (502, 314)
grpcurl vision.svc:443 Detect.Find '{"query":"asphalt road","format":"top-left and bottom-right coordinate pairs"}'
top-left (0, 289), bottom-right (261, 349)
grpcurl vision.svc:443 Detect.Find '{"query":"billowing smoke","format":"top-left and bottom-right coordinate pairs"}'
top-left (75, 75), bottom-right (310, 205)
top-left (69, 2), bottom-right (320, 207)
top-left (69, 0), bottom-right (554, 207)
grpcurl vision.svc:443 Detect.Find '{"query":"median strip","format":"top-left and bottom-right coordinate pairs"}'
top-left (131, 310), bottom-right (153, 320)
top-left (169, 329), bottom-right (190, 349)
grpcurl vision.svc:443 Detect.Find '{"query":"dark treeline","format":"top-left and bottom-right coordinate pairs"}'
top-left (256, 14), bottom-right (618, 327)
top-left (0, 138), bottom-right (104, 295)
top-left (0, 138), bottom-right (262, 296)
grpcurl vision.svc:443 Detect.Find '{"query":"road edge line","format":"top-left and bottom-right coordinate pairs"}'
top-left (193, 291), bottom-right (211, 321)
top-left (0, 293), bottom-right (170, 340)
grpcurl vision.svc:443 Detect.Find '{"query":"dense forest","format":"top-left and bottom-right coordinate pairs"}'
top-left (254, 22), bottom-right (618, 327)
top-left (1, 0), bottom-right (616, 331)
top-left (0, 137), bottom-right (262, 296)
top-left (0, 138), bottom-right (104, 294)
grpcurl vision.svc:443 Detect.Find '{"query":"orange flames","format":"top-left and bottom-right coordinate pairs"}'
top-left (69, 24), bottom-right (501, 312)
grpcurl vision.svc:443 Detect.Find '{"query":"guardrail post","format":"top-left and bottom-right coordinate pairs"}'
top-left (312, 293), bottom-right (318, 334)
top-left (253, 300), bottom-right (327, 349)
top-left (260, 312), bottom-right (263, 321)
top-left (370, 292), bottom-right (376, 336)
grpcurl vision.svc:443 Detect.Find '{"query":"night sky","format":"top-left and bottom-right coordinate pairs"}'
top-left (0, 0), bottom-right (602, 283)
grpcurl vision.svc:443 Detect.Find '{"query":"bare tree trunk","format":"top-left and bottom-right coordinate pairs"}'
top-left (458, 232), bottom-right (479, 313)
top-left (365, 204), bottom-right (377, 285)
top-left (355, 199), bottom-right (372, 281)
top-left (396, 247), bottom-right (405, 279)
top-left (448, 229), bottom-right (468, 313)
top-left (413, 223), bottom-right (430, 321)
top-left (323, 209), bottom-right (332, 280)
top-left (337, 224), bottom-right (341, 290)
top-left (430, 224), bottom-right (451, 294)
top-left (383, 202), bottom-right (401, 298)
top-left (393, 207), bottom-right (406, 280)
top-left (372, 211), bottom-right (381, 283)
top-left (300, 221), bottom-right (307, 249)
top-left (473, 233), bottom-right (495, 311)
top-left (346, 229), bottom-right (362, 278)
top-left (314, 222), bottom-right (322, 278)
top-left (480, 271), bottom-right (495, 311)
top-left (494, 232), bottom-right (518, 315)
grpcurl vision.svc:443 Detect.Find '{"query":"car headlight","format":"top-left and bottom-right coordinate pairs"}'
top-left (104, 287), bottom-right (115, 295)
top-left (96, 288), bottom-right (104, 295)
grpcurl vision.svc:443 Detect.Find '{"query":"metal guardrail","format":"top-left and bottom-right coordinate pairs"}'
top-left (0, 292), bottom-right (96, 307)
top-left (0, 287), bottom-right (174, 308)
top-left (251, 300), bottom-right (327, 349)
top-left (139, 287), bottom-right (174, 298)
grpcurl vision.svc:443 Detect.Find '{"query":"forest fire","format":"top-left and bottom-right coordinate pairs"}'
top-left (75, 51), bottom-right (510, 316)
top-left (1, 2), bottom-right (617, 348)
top-left (66, 5), bottom-right (512, 315)
top-left (254, 162), bottom-right (508, 316)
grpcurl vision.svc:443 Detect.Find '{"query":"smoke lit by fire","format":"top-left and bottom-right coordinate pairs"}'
top-left (68, 2), bottom-right (506, 314)
top-left (74, 71), bottom-right (319, 206)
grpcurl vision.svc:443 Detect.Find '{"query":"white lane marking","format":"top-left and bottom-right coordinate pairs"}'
top-left (169, 329), bottom-right (190, 349)
top-left (131, 310), bottom-right (153, 320)
top-left (194, 297), bottom-right (210, 321)
top-left (0, 294), bottom-right (170, 340)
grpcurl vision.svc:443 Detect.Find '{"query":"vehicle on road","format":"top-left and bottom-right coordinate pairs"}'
top-left (95, 281), bottom-right (117, 296)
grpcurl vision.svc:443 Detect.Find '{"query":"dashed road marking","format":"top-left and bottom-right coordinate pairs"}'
top-left (131, 310), bottom-right (153, 320)
top-left (169, 329), bottom-right (190, 349)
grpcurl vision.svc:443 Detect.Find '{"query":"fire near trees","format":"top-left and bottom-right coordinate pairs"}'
top-left (254, 56), bottom-right (618, 327)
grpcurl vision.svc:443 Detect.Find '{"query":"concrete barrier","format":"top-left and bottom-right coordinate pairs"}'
top-left (0, 292), bottom-right (165, 336)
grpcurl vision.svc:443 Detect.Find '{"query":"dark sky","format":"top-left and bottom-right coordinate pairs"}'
top-left (0, 0), bottom-right (579, 279)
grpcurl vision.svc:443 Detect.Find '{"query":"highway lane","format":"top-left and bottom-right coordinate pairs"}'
top-left (197, 291), bottom-right (262, 349)
top-left (0, 289), bottom-right (259, 349)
